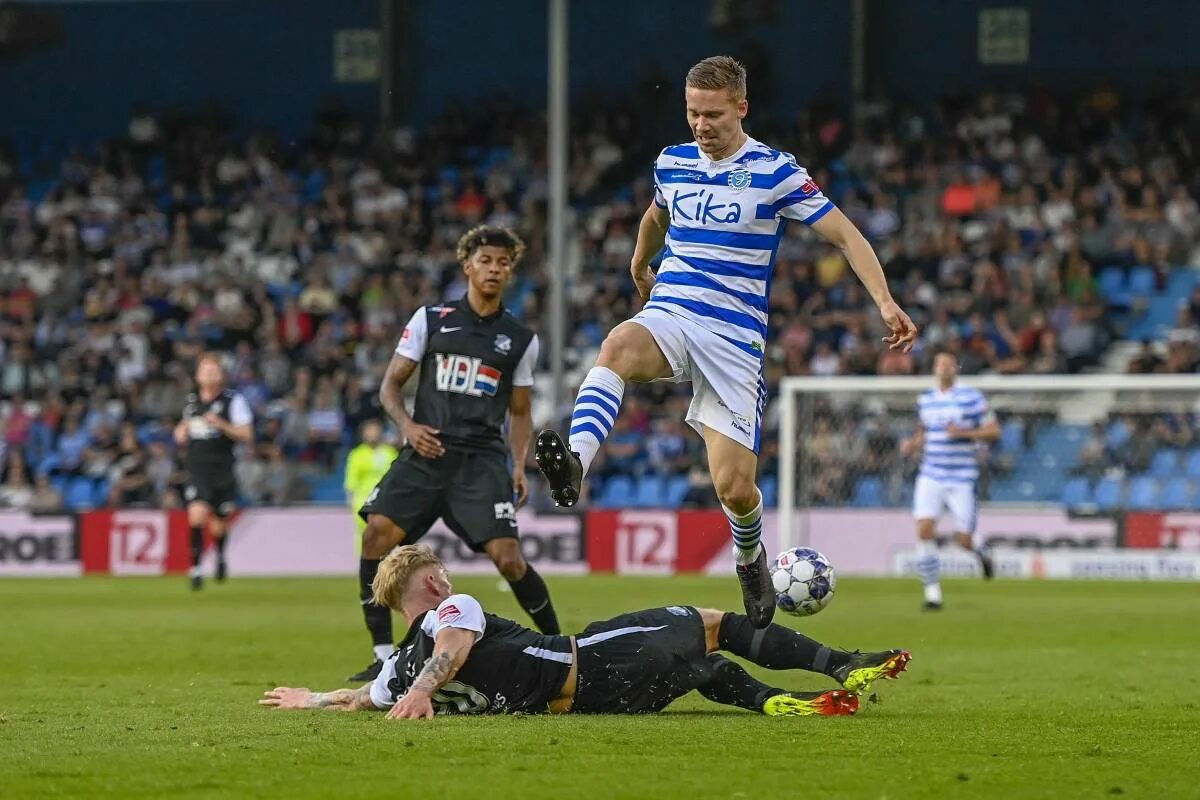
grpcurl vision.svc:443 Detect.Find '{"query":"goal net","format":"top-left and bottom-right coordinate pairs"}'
top-left (776, 375), bottom-right (1200, 578)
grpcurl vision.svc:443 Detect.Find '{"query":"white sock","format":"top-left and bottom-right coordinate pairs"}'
top-left (373, 644), bottom-right (393, 663)
top-left (568, 366), bottom-right (626, 476)
top-left (726, 490), bottom-right (765, 566)
top-left (916, 538), bottom-right (941, 602)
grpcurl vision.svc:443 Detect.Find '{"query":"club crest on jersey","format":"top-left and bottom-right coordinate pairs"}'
top-left (494, 334), bottom-right (512, 354)
top-left (435, 354), bottom-right (502, 397)
top-left (727, 167), bottom-right (752, 193)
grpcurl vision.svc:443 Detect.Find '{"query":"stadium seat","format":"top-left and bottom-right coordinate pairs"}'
top-left (664, 476), bottom-right (690, 508)
top-left (760, 474), bottom-right (779, 508)
top-left (310, 476), bottom-right (345, 504)
top-left (1186, 450), bottom-right (1200, 480)
top-left (1127, 477), bottom-right (1160, 510)
top-left (851, 476), bottom-right (884, 508)
top-left (1097, 267), bottom-right (1130, 307)
top-left (1161, 478), bottom-right (1194, 510)
top-left (1060, 477), bottom-right (1091, 507)
top-left (596, 476), bottom-right (636, 508)
top-left (92, 479), bottom-right (111, 508)
top-left (65, 477), bottom-right (96, 510)
top-left (634, 475), bottom-right (665, 508)
top-left (1149, 449), bottom-right (1180, 479)
top-left (1167, 268), bottom-right (1197, 297)
top-left (999, 421), bottom-right (1025, 454)
top-left (1093, 478), bottom-right (1124, 511)
top-left (1127, 265), bottom-right (1157, 297)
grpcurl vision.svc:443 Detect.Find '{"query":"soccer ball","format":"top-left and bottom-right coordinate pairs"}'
top-left (771, 548), bottom-right (836, 617)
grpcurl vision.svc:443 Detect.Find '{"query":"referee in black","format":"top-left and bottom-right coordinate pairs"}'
top-left (350, 224), bottom-right (560, 681)
top-left (173, 353), bottom-right (253, 590)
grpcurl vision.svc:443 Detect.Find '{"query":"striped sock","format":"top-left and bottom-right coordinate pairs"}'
top-left (568, 367), bottom-right (626, 476)
top-left (725, 490), bottom-right (764, 565)
top-left (917, 539), bottom-right (942, 604)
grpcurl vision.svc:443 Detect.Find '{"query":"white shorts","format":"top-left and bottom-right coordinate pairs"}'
top-left (629, 305), bottom-right (765, 453)
top-left (913, 475), bottom-right (978, 535)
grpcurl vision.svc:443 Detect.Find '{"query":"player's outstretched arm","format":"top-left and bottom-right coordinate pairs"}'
top-left (630, 202), bottom-right (670, 301)
top-left (810, 208), bottom-right (917, 352)
top-left (259, 684), bottom-right (377, 712)
top-left (387, 627), bottom-right (476, 721)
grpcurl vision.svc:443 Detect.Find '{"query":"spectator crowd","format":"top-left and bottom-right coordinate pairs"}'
top-left (3, 77), bottom-right (1200, 511)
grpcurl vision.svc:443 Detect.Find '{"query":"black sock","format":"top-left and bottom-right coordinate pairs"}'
top-left (718, 612), bottom-right (852, 677)
top-left (507, 566), bottom-right (560, 634)
top-left (359, 558), bottom-right (393, 648)
top-left (189, 525), bottom-right (203, 569)
top-left (696, 654), bottom-right (780, 713)
top-left (214, 533), bottom-right (228, 561)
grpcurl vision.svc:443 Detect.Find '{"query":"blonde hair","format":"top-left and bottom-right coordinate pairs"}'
top-left (372, 544), bottom-right (443, 611)
top-left (685, 56), bottom-right (747, 100)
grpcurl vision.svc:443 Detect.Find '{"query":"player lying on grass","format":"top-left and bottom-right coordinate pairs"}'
top-left (260, 545), bottom-right (910, 719)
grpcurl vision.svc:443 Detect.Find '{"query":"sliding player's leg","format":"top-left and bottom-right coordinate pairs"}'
top-left (537, 315), bottom-right (677, 507)
top-left (696, 654), bottom-right (859, 717)
top-left (702, 608), bottom-right (911, 697)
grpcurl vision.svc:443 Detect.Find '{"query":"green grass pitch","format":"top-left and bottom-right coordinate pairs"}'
top-left (2, 574), bottom-right (1198, 799)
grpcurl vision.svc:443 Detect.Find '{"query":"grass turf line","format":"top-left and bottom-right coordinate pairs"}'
top-left (1, 575), bottom-right (1197, 799)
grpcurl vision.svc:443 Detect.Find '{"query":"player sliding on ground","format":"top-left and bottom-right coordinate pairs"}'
top-left (260, 545), bottom-right (911, 719)
top-left (535, 56), bottom-right (917, 628)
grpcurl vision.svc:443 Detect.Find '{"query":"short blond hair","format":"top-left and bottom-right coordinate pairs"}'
top-left (372, 544), bottom-right (443, 611)
top-left (686, 56), bottom-right (747, 101)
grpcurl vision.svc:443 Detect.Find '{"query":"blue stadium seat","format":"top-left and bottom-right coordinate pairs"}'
top-left (634, 475), bottom-right (665, 508)
top-left (1093, 478), bottom-right (1124, 511)
top-left (851, 476), bottom-right (884, 508)
top-left (65, 477), bottom-right (96, 510)
top-left (1105, 421), bottom-right (1132, 451)
top-left (1149, 449), bottom-right (1180, 479)
top-left (36, 454), bottom-right (61, 477)
top-left (1127, 477), bottom-right (1160, 510)
top-left (92, 479), bottom-right (111, 508)
top-left (1098, 267), bottom-right (1130, 306)
top-left (310, 476), bottom-right (345, 504)
top-left (999, 421), bottom-right (1025, 454)
top-left (760, 474), bottom-right (779, 508)
top-left (1060, 477), bottom-right (1091, 507)
top-left (1127, 265), bottom-right (1157, 297)
top-left (1167, 268), bottom-right (1198, 298)
top-left (596, 476), bottom-right (636, 508)
top-left (1161, 478), bottom-right (1194, 510)
top-left (664, 476), bottom-right (690, 508)
top-left (1186, 450), bottom-right (1200, 480)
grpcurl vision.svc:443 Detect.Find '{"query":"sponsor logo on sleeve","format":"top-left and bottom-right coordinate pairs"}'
top-left (438, 604), bottom-right (462, 623)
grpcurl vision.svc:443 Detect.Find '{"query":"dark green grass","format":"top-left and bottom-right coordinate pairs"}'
top-left (2, 574), bottom-right (1198, 799)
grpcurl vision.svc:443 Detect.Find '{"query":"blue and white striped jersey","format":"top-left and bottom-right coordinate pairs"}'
top-left (648, 137), bottom-right (834, 359)
top-left (917, 385), bottom-right (990, 482)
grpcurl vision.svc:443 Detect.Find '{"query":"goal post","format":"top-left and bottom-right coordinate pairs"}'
top-left (777, 374), bottom-right (1200, 553)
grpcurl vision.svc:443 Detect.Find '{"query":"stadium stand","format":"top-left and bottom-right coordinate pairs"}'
top-left (2, 80), bottom-right (1200, 512)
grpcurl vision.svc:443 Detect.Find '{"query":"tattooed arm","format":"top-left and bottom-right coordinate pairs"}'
top-left (259, 683), bottom-right (377, 712)
top-left (386, 627), bottom-right (478, 720)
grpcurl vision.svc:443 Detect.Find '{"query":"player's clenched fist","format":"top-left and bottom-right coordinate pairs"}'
top-left (403, 420), bottom-right (445, 459)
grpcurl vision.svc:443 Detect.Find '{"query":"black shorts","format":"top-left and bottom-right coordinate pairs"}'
top-left (358, 446), bottom-right (517, 552)
top-left (573, 606), bottom-right (710, 714)
top-left (184, 473), bottom-right (238, 517)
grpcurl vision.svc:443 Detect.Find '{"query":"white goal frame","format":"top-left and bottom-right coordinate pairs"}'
top-left (777, 374), bottom-right (1200, 549)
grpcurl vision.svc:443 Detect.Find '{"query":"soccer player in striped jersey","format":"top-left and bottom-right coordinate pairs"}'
top-left (900, 351), bottom-right (1001, 609)
top-left (535, 56), bottom-right (917, 627)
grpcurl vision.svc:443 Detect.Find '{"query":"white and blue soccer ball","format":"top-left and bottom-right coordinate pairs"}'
top-left (771, 547), bottom-right (837, 617)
